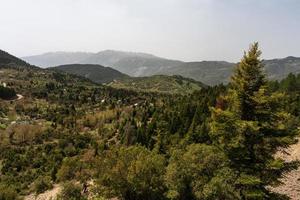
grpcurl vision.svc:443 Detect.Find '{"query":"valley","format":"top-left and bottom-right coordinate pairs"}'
top-left (1, 44), bottom-right (300, 200)
top-left (1, 0), bottom-right (299, 199)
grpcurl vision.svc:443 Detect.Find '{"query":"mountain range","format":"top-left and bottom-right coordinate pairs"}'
top-left (23, 51), bottom-right (300, 85)
top-left (23, 50), bottom-right (182, 77)
top-left (1, 49), bottom-right (205, 94)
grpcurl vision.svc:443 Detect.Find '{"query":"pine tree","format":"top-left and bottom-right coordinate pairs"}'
top-left (209, 43), bottom-right (299, 199)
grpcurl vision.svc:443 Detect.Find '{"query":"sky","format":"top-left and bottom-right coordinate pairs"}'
top-left (0, 0), bottom-right (299, 62)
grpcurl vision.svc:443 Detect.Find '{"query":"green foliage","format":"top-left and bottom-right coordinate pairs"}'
top-left (53, 64), bottom-right (128, 84)
top-left (34, 176), bottom-right (53, 194)
top-left (58, 181), bottom-right (86, 200)
top-left (165, 144), bottom-right (239, 200)
top-left (1, 46), bottom-right (300, 200)
top-left (209, 43), bottom-right (299, 199)
top-left (0, 49), bottom-right (31, 67)
top-left (56, 156), bottom-right (81, 182)
top-left (95, 146), bottom-right (166, 200)
top-left (109, 75), bottom-right (205, 94)
top-left (0, 86), bottom-right (16, 100)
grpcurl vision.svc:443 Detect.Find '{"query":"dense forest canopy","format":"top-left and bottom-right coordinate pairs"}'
top-left (0, 44), bottom-right (299, 200)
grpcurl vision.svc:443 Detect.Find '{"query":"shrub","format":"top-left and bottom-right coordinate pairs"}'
top-left (0, 85), bottom-right (16, 100)
top-left (58, 181), bottom-right (85, 200)
top-left (34, 176), bottom-right (53, 194)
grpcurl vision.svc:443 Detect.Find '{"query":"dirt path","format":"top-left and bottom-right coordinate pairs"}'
top-left (24, 184), bottom-right (61, 200)
top-left (16, 94), bottom-right (23, 100)
top-left (271, 140), bottom-right (300, 199)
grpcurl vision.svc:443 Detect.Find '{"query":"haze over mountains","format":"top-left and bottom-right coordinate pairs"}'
top-left (22, 50), bottom-right (300, 85)
top-left (23, 50), bottom-right (182, 77)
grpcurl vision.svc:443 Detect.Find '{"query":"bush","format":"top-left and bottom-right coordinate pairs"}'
top-left (34, 176), bottom-right (53, 194)
top-left (0, 85), bottom-right (16, 100)
top-left (58, 181), bottom-right (85, 200)
top-left (56, 157), bottom-right (80, 181)
top-left (96, 145), bottom-right (167, 200)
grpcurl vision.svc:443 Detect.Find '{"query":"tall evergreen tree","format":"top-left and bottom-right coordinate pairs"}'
top-left (209, 43), bottom-right (299, 199)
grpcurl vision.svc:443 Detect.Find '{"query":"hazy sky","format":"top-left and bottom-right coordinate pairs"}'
top-left (0, 0), bottom-right (299, 61)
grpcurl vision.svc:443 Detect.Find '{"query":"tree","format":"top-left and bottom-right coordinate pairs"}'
top-left (95, 146), bottom-right (166, 200)
top-left (57, 157), bottom-right (80, 181)
top-left (209, 43), bottom-right (299, 199)
top-left (165, 144), bottom-right (238, 200)
top-left (0, 85), bottom-right (16, 100)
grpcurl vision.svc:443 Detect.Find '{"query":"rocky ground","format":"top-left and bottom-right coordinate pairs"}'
top-left (271, 140), bottom-right (300, 200)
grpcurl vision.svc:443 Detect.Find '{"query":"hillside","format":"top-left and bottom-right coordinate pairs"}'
top-left (23, 51), bottom-right (300, 85)
top-left (23, 50), bottom-right (183, 76)
top-left (23, 52), bottom-right (93, 67)
top-left (159, 57), bottom-right (300, 85)
top-left (0, 49), bottom-right (32, 68)
top-left (2, 46), bottom-right (300, 200)
top-left (108, 75), bottom-right (206, 94)
top-left (51, 64), bottom-right (128, 84)
top-left (81, 50), bottom-right (183, 76)
top-left (159, 61), bottom-right (235, 85)
top-left (264, 56), bottom-right (300, 80)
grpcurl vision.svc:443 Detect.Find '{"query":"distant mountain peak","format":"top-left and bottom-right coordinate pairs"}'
top-left (95, 49), bottom-right (158, 59)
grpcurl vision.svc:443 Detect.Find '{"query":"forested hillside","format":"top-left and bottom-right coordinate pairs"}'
top-left (1, 44), bottom-right (300, 200)
top-left (0, 50), bottom-right (33, 68)
top-left (159, 57), bottom-right (300, 85)
top-left (108, 75), bottom-right (206, 94)
top-left (51, 64), bottom-right (128, 84)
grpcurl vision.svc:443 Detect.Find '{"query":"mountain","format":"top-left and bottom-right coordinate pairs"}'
top-left (158, 61), bottom-right (235, 85)
top-left (2, 48), bottom-right (300, 200)
top-left (264, 56), bottom-right (300, 80)
top-left (23, 50), bottom-right (183, 76)
top-left (159, 57), bottom-right (300, 85)
top-left (23, 52), bottom-right (93, 68)
top-left (0, 49), bottom-right (32, 68)
top-left (23, 50), bottom-right (300, 85)
top-left (108, 75), bottom-right (206, 94)
top-left (51, 64), bottom-right (128, 84)
top-left (79, 50), bottom-right (183, 76)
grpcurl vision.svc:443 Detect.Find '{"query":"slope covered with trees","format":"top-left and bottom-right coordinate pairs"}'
top-left (0, 45), bottom-right (299, 200)
top-left (0, 50), bottom-right (32, 68)
top-left (51, 64), bottom-right (128, 84)
top-left (108, 75), bottom-right (206, 94)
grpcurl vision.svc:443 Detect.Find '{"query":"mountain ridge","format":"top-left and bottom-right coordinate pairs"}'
top-left (22, 50), bottom-right (300, 85)
top-left (50, 64), bottom-right (128, 84)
